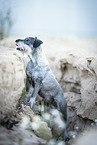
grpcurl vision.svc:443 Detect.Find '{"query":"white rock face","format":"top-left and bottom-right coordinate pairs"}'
top-left (0, 46), bottom-right (25, 116)
top-left (60, 50), bottom-right (97, 121)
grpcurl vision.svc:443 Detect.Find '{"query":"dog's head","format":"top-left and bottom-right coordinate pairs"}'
top-left (15, 37), bottom-right (43, 54)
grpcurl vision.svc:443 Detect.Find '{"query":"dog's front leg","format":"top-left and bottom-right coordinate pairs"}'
top-left (25, 78), bottom-right (31, 101)
top-left (29, 80), bottom-right (41, 108)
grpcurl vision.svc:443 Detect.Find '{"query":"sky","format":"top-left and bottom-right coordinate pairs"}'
top-left (1, 0), bottom-right (97, 38)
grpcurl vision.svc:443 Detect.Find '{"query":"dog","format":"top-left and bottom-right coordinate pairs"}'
top-left (15, 37), bottom-right (70, 141)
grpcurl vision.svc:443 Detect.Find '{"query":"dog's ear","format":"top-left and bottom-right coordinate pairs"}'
top-left (33, 37), bottom-right (43, 48)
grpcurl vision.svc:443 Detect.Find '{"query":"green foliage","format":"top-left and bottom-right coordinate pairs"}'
top-left (16, 88), bottom-right (30, 112)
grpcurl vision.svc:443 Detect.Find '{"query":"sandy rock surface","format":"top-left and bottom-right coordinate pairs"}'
top-left (59, 50), bottom-right (97, 121)
top-left (0, 125), bottom-right (47, 145)
top-left (0, 46), bottom-right (26, 116)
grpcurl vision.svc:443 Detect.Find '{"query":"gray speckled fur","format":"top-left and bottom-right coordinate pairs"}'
top-left (15, 37), bottom-right (70, 141)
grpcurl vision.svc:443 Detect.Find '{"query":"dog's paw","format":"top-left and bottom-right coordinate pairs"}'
top-left (29, 97), bottom-right (36, 108)
top-left (25, 93), bottom-right (30, 102)
top-left (64, 135), bottom-right (70, 142)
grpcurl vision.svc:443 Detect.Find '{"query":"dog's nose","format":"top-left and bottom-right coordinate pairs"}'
top-left (15, 39), bottom-right (21, 43)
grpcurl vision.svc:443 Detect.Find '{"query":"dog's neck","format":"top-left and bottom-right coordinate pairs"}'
top-left (28, 46), bottom-right (49, 67)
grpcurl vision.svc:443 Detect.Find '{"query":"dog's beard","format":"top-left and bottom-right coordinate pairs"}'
top-left (16, 42), bottom-right (32, 54)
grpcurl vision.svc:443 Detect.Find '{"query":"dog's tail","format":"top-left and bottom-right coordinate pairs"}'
top-left (55, 90), bottom-right (67, 121)
top-left (55, 91), bottom-right (70, 141)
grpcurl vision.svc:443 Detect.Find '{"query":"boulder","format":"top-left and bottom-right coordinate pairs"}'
top-left (42, 109), bottom-right (65, 139)
top-left (60, 50), bottom-right (97, 121)
top-left (0, 125), bottom-right (47, 145)
top-left (33, 121), bottom-right (52, 140)
top-left (0, 46), bottom-right (27, 116)
top-left (19, 113), bottom-right (52, 141)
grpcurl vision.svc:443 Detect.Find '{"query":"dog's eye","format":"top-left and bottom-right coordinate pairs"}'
top-left (25, 39), bottom-right (29, 41)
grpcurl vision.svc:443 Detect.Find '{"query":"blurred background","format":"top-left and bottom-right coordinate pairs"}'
top-left (0, 1), bottom-right (97, 145)
top-left (0, 0), bottom-right (97, 39)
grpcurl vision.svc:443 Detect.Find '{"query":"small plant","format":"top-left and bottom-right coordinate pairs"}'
top-left (0, 0), bottom-right (14, 40)
top-left (16, 88), bottom-right (30, 111)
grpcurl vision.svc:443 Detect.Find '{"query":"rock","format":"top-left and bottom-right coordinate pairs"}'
top-left (0, 46), bottom-right (28, 117)
top-left (74, 128), bottom-right (97, 145)
top-left (63, 92), bottom-right (92, 132)
top-left (19, 114), bottom-right (52, 141)
top-left (33, 121), bottom-right (52, 140)
top-left (42, 109), bottom-right (65, 139)
top-left (77, 70), bottom-right (97, 120)
top-left (47, 139), bottom-right (65, 145)
top-left (57, 141), bottom-right (65, 145)
top-left (60, 51), bottom-right (97, 121)
top-left (19, 115), bottom-right (30, 129)
top-left (50, 109), bottom-right (65, 138)
top-left (68, 130), bottom-right (77, 139)
top-left (47, 139), bottom-right (57, 145)
top-left (0, 125), bottom-right (47, 145)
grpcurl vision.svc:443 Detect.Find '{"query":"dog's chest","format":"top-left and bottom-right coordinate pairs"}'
top-left (26, 66), bottom-right (39, 80)
top-left (26, 61), bottom-right (48, 81)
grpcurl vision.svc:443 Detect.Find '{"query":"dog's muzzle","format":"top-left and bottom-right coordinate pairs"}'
top-left (16, 46), bottom-right (24, 51)
top-left (15, 39), bottom-right (24, 51)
